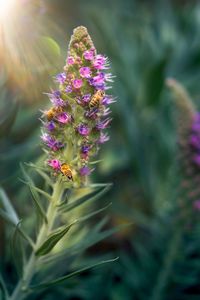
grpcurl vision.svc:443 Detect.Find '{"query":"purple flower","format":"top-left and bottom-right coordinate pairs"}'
top-left (41, 133), bottom-right (64, 151)
top-left (67, 56), bottom-right (75, 65)
top-left (41, 132), bottom-right (52, 143)
top-left (81, 144), bottom-right (90, 154)
top-left (80, 166), bottom-right (91, 176)
top-left (193, 112), bottom-right (200, 122)
top-left (65, 85), bottom-right (72, 93)
top-left (48, 159), bottom-right (61, 170)
top-left (47, 90), bottom-right (65, 106)
top-left (96, 118), bottom-right (112, 130)
top-left (53, 141), bottom-right (64, 151)
top-left (52, 90), bottom-right (61, 97)
top-left (55, 72), bottom-right (66, 84)
top-left (85, 108), bottom-right (98, 120)
top-left (189, 135), bottom-right (200, 149)
top-left (104, 73), bottom-right (114, 82)
top-left (93, 54), bottom-right (109, 70)
top-left (98, 132), bottom-right (110, 144)
top-left (102, 95), bottom-right (115, 105)
top-left (193, 155), bottom-right (200, 167)
top-left (89, 73), bottom-right (106, 89)
top-left (103, 107), bottom-right (111, 116)
top-left (46, 121), bottom-right (56, 131)
top-left (56, 112), bottom-right (71, 124)
top-left (79, 67), bottom-right (91, 78)
top-left (83, 49), bottom-right (94, 60)
top-left (93, 72), bottom-right (105, 84)
top-left (73, 79), bottom-right (83, 89)
top-left (82, 94), bottom-right (91, 103)
top-left (193, 199), bottom-right (200, 211)
top-left (192, 123), bottom-right (200, 133)
top-left (77, 124), bottom-right (90, 136)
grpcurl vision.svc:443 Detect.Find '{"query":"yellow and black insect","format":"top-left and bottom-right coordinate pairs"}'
top-left (89, 90), bottom-right (105, 109)
top-left (45, 107), bottom-right (63, 121)
top-left (60, 163), bottom-right (73, 180)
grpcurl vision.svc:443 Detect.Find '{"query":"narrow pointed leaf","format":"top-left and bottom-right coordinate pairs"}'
top-left (10, 221), bottom-right (25, 277)
top-left (35, 222), bottom-right (76, 256)
top-left (0, 274), bottom-right (8, 300)
top-left (0, 209), bottom-right (34, 248)
top-left (25, 162), bottom-right (53, 186)
top-left (28, 184), bottom-right (48, 224)
top-left (20, 165), bottom-right (48, 224)
top-left (58, 184), bottom-right (112, 213)
top-left (20, 180), bottom-right (52, 201)
top-left (30, 258), bottom-right (119, 289)
top-left (0, 187), bottom-right (19, 225)
top-left (76, 203), bottom-right (112, 224)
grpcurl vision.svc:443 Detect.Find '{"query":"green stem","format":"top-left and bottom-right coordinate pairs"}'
top-left (9, 180), bottom-right (63, 300)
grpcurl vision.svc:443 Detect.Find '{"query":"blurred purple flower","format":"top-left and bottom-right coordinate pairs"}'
top-left (55, 72), bottom-right (66, 84)
top-left (83, 49), bottom-right (95, 60)
top-left (98, 132), bottom-right (110, 144)
top-left (80, 67), bottom-right (91, 78)
top-left (48, 159), bottom-right (61, 170)
top-left (80, 166), bottom-right (91, 176)
top-left (67, 56), bottom-right (75, 65)
top-left (73, 79), bottom-right (83, 89)
top-left (96, 118), bottom-right (112, 130)
top-left (193, 199), bottom-right (200, 211)
top-left (56, 112), bottom-right (71, 124)
top-left (77, 124), bottom-right (90, 136)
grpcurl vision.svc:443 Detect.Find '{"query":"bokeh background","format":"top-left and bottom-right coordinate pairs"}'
top-left (1, 0), bottom-right (200, 299)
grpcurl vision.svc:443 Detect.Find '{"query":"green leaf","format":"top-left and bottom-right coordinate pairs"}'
top-left (40, 36), bottom-right (61, 58)
top-left (0, 274), bottom-right (8, 300)
top-left (35, 222), bottom-right (76, 256)
top-left (76, 203), bottom-right (112, 223)
top-left (0, 187), bottom-right (19, 225)
top-left (26, 183), bottom-right (48, 225)
top-left (36, 203), bottom-right (111, 257)
top-left (58, 184), bottom-right (112, 213)
top-left (10, 221), bottom-right (25, 278)
top-left (25, 162), bottom-right (53, 186)
top-left (0, 208), bottom-right (34, 248)
top-left (30, 258), bottom-right (119, 289)
top-left (20, 179), bottom-right (52, 201)
top-left (20, 165), bottom-right (48, 224)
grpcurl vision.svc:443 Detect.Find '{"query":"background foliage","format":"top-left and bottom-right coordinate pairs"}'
top-left (1, 0), bottom-right (200, 299)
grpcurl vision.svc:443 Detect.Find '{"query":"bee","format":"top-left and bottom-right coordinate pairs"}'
top-left (60, 163), bottom-right (73, 180)
top-left (89, 90), bottom-right (105, 109)
top-left (45, 107), bottom-right (63, 121)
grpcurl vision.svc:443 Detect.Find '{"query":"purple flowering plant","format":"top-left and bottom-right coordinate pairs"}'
top-left (1, 26), bottom-right (117, 300)
top-left (42, 26), bottom-right (114, 186)
top-left (167, 78), bottom-right (200, 213)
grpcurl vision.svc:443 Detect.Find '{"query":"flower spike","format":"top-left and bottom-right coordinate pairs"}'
top-left (41, 26), bottom-right (114, 184)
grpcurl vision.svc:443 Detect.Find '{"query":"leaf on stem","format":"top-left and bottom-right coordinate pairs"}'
top-left (30, 258), bottom-right (119, 289)
top-left (0, 274), bottom-right (8, 300)
top-left (10, 221), bottom-right (25, 278)
top-left (20, 164), bottom-right (48, 224)
top-left (58, 183), bottom-right (112, 213)
top-left (0, 187), bottom-right (19, 225)
top-left (35, 222), bottom-right (76, 256)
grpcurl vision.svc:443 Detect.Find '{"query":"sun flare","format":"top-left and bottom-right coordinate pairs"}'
top-left (0, 0), bottom-right (15, 18)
